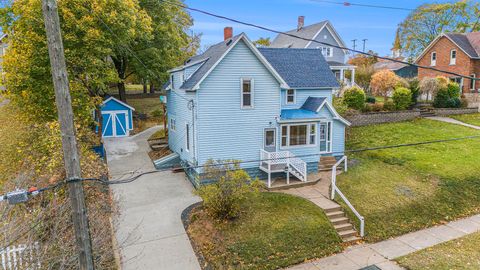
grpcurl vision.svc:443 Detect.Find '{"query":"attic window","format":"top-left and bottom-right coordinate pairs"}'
top-left (450, 50), bottom-right (456, 65)
top-left (431, 52), bottom-right (437, 66)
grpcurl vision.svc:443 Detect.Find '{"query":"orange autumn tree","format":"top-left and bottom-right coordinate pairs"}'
top-left (370, 70), bottom-right (399, 101)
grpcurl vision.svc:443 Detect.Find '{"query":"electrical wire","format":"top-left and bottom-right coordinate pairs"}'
top-left (3, 132), bottom-right (479, 203)
top-left (308, 0), bottom-right (415, 11)
top-left (158, 0), bottom-right (479, 81)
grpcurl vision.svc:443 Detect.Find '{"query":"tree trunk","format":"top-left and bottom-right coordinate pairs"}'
top-left (150, 82), bottom-right (155, 94)
top-left (117, 81), bottom-right (126, 102)
top-left (143, 80), bottom-right (148, 94)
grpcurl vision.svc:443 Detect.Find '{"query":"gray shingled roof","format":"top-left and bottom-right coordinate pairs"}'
top-left (258, 48), bottom-right (339, 88)
top-left (445, 33), bottom-right (479, 58)
top-left (301, 97), bottom-right (326, 112)
top-left (180, 34), bottom-right (243, 90)
top-left (269, 21), bottom-right (327, 48)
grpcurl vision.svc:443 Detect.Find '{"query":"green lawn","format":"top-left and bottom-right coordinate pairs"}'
top-left (337, 119), bottom-right (480, 242)
top-left (188, 192), bottom-right (343, 270)
top-left (397, 232), bottom-right (480, 270)
top-left (450, 113), bottom-right (480, 127)
top-left (126, 97), bottom-right (164, 133)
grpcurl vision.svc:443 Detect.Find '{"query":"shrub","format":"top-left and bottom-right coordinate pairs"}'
top-left (366, 96), bottom-right (376, 104)
top-left (436, 76), bottom-right (449, 89)
top-left (363, 103), bottom-right (383, 112)
top-left (151, 109), bottom-right (163, 118)
top-left (392, 87), bottom-right (412, 110)
top-left (434, 82), bottom-right (462, 108)
top-left (447, 82), bottom-right (461, 98)
top-left (195, 160), bottom-right (262, 220)
top-left (343, 86), bottom-right (366, 110)
top-left (408, 77), bottom-right (420, 104)
top-left (333, 97), bottom-right (348, 116)
top-left (383, 100), bottom-right (396, 111)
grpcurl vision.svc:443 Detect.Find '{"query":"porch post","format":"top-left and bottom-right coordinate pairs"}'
top-left (350, 68), bottom-right (355, 87)
top-left (340, 69), bottom-right (345, 84)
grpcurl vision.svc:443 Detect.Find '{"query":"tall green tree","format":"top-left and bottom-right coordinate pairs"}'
top-left (112, 0), bottom-right (198, 101)
top-left (398, 1), bottom-right (480, 58)
top-left (0, 0), bottom-right (149, 123)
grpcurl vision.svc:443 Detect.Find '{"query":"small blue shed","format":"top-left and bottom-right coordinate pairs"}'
top-left (100, 96), bottom-right (135, 138)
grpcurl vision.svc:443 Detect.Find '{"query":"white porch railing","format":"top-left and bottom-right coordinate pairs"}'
top-left (259, 149), bottom-right (307, 188)
top-left (0, 242), bottom-right (41, 270)
top-left (330, 156), bottom-right (365, 237)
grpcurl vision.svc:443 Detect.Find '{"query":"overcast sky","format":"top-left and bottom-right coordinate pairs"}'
top-left (184, 0), bottom-right (452, 56)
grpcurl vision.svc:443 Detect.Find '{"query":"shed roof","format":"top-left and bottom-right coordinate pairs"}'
top-left (258, 48), bottom-right (339, 88)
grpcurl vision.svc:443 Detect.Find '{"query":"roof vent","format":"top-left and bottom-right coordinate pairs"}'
top-left (226, 39), bottom-right (233, 46)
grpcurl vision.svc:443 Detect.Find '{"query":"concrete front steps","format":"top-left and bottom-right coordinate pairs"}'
top-left (318, 156), bottom-right (338, 171)
top-left (324, 205), bottom-right (361, 243)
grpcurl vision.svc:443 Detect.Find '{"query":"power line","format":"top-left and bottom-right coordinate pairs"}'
top-left (160, 0), bottom-right (479, 82)
top-left (308, 0), bottom-right (415, 11)
top-left (3, 132), bottom-right (479, 203)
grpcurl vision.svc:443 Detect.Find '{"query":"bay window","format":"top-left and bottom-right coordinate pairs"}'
top-left (281, 123), bottom-right (317, 148)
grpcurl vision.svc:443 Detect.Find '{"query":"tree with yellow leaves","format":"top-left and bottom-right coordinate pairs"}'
top-left (370, 70), bottom-right (399, 102)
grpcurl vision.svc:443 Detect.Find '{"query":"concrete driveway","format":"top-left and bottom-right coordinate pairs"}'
top-left (104, 126), bottom-right (201, 270)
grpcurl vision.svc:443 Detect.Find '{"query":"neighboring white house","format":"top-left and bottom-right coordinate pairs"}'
top-left (269, 16), bottom-right (356, 89)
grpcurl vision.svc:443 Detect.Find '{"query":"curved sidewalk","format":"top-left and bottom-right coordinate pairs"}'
top-left (104, 126), bottom-right (201, 270)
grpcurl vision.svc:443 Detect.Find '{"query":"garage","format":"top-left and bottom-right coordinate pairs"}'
top-left (100, 96), bottom-right (135, 138)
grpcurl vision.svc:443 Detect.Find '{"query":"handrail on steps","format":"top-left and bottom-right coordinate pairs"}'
top-left (330, 156), bottom-right (365, 237)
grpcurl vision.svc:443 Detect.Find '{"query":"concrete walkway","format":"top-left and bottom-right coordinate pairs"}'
top-left (287, 203), bottom-right (480, 270)
top-left (104, 126), bottom-right (201, 270)
top-left (427, 116), bottom-right (480, 130)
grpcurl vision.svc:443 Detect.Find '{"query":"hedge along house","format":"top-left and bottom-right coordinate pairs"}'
top-left (164, 28), bottom-right (350, 187)
top-left (100, 96), bottom-right (135, 138)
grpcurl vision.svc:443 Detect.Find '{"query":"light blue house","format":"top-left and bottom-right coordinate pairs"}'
top-left (100, 96), bottom-right (135, 138)
top-left (164, 30), bottom-right (350, 187)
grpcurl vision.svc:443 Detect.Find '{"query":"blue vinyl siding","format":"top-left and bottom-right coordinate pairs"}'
top-left (281, 88), bottom-right (333, 109)
top-left (196, 40), bottom-right (281, 170)
top-left (306, 26), bottom-right (346, 64)
top-left (166, 89), bottom-right (196, 163)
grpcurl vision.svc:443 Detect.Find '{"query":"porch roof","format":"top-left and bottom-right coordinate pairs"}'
top-left (280, 109), bottom-right (325, 121)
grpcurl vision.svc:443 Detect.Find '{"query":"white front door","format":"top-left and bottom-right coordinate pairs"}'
top-left (264, 128), bottom-right (276, 152)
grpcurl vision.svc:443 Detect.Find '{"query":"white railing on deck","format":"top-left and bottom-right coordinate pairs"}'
top-left (259, 149), bottom-right (307, 187)
top-left (330, 156), bottom-right (365, 237)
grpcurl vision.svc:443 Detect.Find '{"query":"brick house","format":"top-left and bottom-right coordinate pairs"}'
top-left (415, 32), bottom-right (480, 94)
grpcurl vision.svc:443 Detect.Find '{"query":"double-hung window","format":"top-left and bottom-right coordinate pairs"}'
top-left (241, 78), bottom-right (253, 108)
top-left (321, 47), bottom-right (333, 57)
top-left (450, 50), bottom-right (457, 65)
top-left (281, 123), bottom-right (317, 148)
top-left (431, 52), bottom-right (437, 66)
top-left (169, 118), bottom-right (176, 131)
top-left (286, 89), bottom-right (295, 104)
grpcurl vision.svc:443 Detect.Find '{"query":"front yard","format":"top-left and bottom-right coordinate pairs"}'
top-left (450, 113), bottom-right (480, 127)
top-left (188, 192), bottom-right (343, 270)
top-left (397, 232), bottom-right (480, 269)
top-left (336, 118), bottom-right (480, 242)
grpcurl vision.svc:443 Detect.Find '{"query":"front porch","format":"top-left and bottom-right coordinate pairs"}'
top-left (328, 61), bottom-right (356, 89)
top-left (259, 149), bottom-right (308, 188)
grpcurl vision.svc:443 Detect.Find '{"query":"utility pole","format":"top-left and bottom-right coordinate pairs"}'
top-left (41, 0), bottom-right (94, 269)
top-left (351, 39), bottom-right (357, 56)
top-left (362, 39), bottom-right (368, 52)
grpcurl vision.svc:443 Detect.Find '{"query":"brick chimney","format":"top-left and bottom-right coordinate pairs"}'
top-left (297, 16), bottom-right (305, 31)
top-left (224, 27), bottom-right (233, 40)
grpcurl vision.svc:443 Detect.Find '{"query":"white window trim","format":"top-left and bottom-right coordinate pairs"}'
top-left (263, 128), bottom-right (277, 149)
top-left (319, 121), bottom-right (333, 154)
top-left (240, 78), bottom-right (254, 109)
top-left (321, 47), bottom-right (333, 58)
top-left (431, 52), bottom-right (437, 66)
top-left (170, 74), bottom-right (175, 89)
top-left (286, 89), bottom-right (296, 105)
top-left (169, 117), bottom-right (176, 132)
top-left (280, 123), bottom-right (318, 149)
top-left (185, 122), bottom-right (190, 152)
top-left (471, 74), bottom-right (476, 90)
top-left (450, 49), bottom-right (457, 65)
